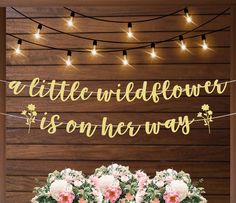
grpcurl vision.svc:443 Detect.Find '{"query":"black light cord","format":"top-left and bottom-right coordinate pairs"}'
top-left (11, 7), bottom-right (229, 45)
top-left (7, 26), bottom-right (230, 53)
top-left (64, 7), bottom-right (185, 24)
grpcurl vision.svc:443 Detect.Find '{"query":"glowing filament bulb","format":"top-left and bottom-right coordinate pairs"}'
top-left (179, 35), bottom-right (186, 50)
top-left (66, 50), bottom-right (72, 66)
top-left (150, 42), bottom-right (157, 58)
top-left (184, 8), bottom-right (192, 23)
top-left (127, 22), bottom-right (133, 38)
top-left (67, 11), bottom-right (75, 27)
top-left (91, 40), bottom-right (97, 56)
top-left (15, 39), bottom-right (22, 55)
top-left (35, 24), bottom-right (42, 39)
top-left (201, 34), bottom-right (208, 50)
top-left (122, 50), bottom-right (129, 65)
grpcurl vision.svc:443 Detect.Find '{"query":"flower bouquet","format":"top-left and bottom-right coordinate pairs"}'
top-left (31, 164), bottom-right (207, 203)
top-left (140, 169), bottom-right (207, 203)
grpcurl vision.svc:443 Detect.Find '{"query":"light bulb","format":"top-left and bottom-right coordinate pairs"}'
top-left (91, 40), bottom-right (97, 56)
top-left (179, 35), bottom-right (187, 50)
top-left (67, 11), bottom-right (75, 27)
top-left (150, 42), bottom-right (157, 58)
top-left (201, 34), bottom-right (208, 50)
top-left (122, 50), bottom-right (129, 65)
top-left (127, 22), bottom-right (133, 38)
top-left (34, 24), bottom-right (42, 39)
top-left (66, 50), bottom-right (72, 66)
top-left (15, 39), bottom-right (22, 55)
top-left (184, 8), bottom-right (192, 23)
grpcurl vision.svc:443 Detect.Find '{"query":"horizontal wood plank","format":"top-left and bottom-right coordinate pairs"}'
top-left (6, 7), bottom-right (231, 18)
top-left (6, 160), bottom-right (230, 177)
top-left (6, 145), bottom-right (230, 161)
top-left (6, 128), bottom-right (229, 145)
top-left (6, 31), bottom-right (230, 49)
top-left (6, 64), bottom-right (230, 80)
top-left (6, 15), bottom-right (230, 33)
top-left (6, 48), bottom-right (230, 65)
top-left (6, 97), bottom-right (230, 113)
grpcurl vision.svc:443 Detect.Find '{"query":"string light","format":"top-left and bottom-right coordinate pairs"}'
top-left (184, 8), bottom-right (192, 23)
top-left (67, 11), bottom-right (75, 27)
top-left (127, 22), bottom-right (133, 38)
top-left (34, 24), bottom-right (42, 39)
top-left (15, 39), bottom-right (22, 54)
top-left (179, 35), bottom-right (187, 50)
top-left (201, 34), bottom-right (208, 50)
top-left (122, 50), bottom-right (129, 65)
top-left (66, 50), bottom-right (72, 66)
top-left (91, 40), bottom-right (97, 56)
top-left (150, 42), bottom-right (157, 58)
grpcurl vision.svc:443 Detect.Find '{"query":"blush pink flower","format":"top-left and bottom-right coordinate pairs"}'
top-left (58, 192), bottom-right (74, 203)
top-left (78, 197), bottom-right (87, 203)
top-left (164, 192), bottom-right (180, 203)
top-left (151, 198), bottom-right (160, 203)
top-left (104, 186), bottom-right (122, 203)
top-left (125, 193), bottom-right (134, 201)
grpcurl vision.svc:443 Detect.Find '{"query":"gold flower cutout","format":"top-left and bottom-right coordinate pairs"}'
top-left (21, 104), bottom-right (37, 134)
top-left (197, 104), bottom-right (213, 134)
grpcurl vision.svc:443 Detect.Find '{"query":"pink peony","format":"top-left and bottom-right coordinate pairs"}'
top-left (104, 186), bottom-right (122, 203)
top-left (125, 193), bottom-right (134, 201)
top-left (58, 192), bottom-right (74, 203)
top-left (164, 192), bottom-right (180, 203)
top-left (151, 198), bottom-right (160, 203)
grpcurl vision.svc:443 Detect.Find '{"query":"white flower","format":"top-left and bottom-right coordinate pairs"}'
top-left (166, 180), bottom-right (189, 201)
top-left (155, 180), bottom-right (164, 188)
top-left (74, 180), bottom-right (83, 187)
top-left (49, 180), bottom-right (73, 200)
top-left (200, 197), bottom-right (207, 203)
top-left (93, 189), bottom-right (103, 203)
top-left (31, 196), bottom-right (39, 203)
top-left (121, 175), bottom-right (129, 182)
top-left (97, 175), bottom-right (119, 193)
top-left (135, 190), bottom-right (146, 203)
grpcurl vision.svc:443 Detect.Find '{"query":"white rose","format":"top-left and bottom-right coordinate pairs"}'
top-left (49, 180), bottom-right (72, 200)
top-left (166, 180), bottom-right (188, 201)
top-left (98, 175), bottom-right (119, 193)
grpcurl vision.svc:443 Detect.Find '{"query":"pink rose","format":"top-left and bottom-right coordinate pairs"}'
top-left (58, 192), bottom-right (74, 203)
top-left (164, 192), bottom-right (180, 203)
top-left (125, 193), bottom-right (134, 201)
top-left (151, 198), bottom-right (160, 203)
top-left (104, 186), bottom-right (122, 203)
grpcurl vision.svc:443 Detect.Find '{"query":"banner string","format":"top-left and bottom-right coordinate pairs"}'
top-left (1, 112), bottom-right (235, 127)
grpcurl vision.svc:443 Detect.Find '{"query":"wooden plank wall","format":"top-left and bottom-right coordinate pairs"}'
top-left (5, 6), bottom-right (230, 203)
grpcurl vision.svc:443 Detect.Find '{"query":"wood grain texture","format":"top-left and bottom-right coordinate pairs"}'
top-left (5, 6), bottom-right (231, 203)
top-left (6, 145), bottom-right (230, 161)
top-left (230, 6), bottom-right (236, 203)
top-left (6, 160), bottom-right (230, 177)
top-left (6, 64), bottom-right (230, 80)
top-left (0, 7), bottom-right (6, 203)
